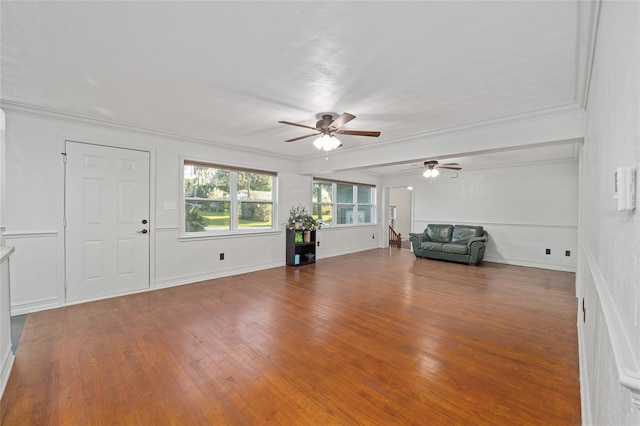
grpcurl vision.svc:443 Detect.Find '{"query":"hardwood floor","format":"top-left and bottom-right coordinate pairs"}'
top-left (0, 249), bottom-right (581, 425)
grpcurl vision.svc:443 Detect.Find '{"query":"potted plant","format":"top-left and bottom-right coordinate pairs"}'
top-left (287, 205), bottom-right (318, 242)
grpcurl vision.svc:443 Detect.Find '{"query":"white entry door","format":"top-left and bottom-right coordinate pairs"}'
top-left (65, 142), bottom-right (150, 302)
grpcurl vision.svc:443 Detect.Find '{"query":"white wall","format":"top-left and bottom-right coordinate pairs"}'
top-left (0, 109), bottom-right (5, 245)
top-left (3, 109), bottom-right (381, 314)
top-left (578, 1), bottom-right (640, 423)
top-left (383, 160), bottom-right (579, 271)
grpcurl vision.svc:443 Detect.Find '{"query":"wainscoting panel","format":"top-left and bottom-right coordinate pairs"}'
top-left (0, 248), bottom-right (15, 400)
top-left (0, 344), bottom-right (13, 402)
top-left (154, 228), bottom-right (285, 288)
top-left (413, 220), bottom-right (577, 272)
top-left (315, 225), bottom-right (379, 259)
top-left (4, 232), bottom-right (60, 315)
top-left (577, 238), bottom-right (640, 418)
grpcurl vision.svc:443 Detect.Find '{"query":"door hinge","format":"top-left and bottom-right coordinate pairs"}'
top-left (61, 152), bottom-right (67, 163)
top-left (63, 217), bottom-right (67, 227)
top-left (64, 281), bottom-right (67, 297)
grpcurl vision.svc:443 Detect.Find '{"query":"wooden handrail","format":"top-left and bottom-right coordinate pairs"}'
top-left (389, 225), bottom-right (402, 248)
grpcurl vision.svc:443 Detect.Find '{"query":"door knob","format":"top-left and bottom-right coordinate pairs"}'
top-left (142, 219), bottom-right (148, 224)
top-left (138, 229), bottom-right (148, 234)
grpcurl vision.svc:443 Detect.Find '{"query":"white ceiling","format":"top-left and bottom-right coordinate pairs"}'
top-left (1, 1), bottom-right (584, 175)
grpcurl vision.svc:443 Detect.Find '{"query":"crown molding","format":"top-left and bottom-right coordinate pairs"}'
top-left (307, 102), bottom-right (585, 176)
top-left (303, 102), bottom-right (585, 163)
top-left (0, 100), bottom-right (297, 163)
top-left (575, 0), bottom-right (602, 109)
top-left (381, 102), bottom-right (584, 145)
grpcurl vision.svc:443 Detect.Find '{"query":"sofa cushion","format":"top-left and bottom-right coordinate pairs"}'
top-left (451, 225), bottom-right (484, 244)
top-left (420, 241), bottom-right (444, 252)
top-left (442, 243), bottom-right (469, 255)
top-left (426, 225), bottom-right (453, 243)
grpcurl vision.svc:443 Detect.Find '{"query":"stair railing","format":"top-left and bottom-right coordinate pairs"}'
top-left (389, 225), bottom-right (402, 248)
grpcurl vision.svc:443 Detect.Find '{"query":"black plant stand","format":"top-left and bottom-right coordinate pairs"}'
top-left (286, 229), bottom-right (316, 266)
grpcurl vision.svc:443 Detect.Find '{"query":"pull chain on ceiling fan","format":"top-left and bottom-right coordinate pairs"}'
top-left (278, 112), bottom-right (380, 151)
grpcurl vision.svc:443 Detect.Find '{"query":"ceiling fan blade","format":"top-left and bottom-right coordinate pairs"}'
top-left (440, 162), bottom-right (459, 166)
top-left (329, 112), bottom-right (356, 129)
top-left (438, 166), bottom-right (462, 170)
top-left (285, 133), bottom-right (321, 142)
top-left (336, 130), bottom-right (381, 137)
top-left (278, 121), bottom-right (320, 131)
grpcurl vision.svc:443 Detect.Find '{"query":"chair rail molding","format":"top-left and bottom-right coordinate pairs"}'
top-left (3, 231), bottom-right (58, 239)
top-left (413, 219), bottom-right (577, 230)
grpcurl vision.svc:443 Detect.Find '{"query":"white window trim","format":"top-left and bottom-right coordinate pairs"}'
top-left (180, 157), bottom-right (279, 239)
top-left (312, 179), bottom-right (376, 227)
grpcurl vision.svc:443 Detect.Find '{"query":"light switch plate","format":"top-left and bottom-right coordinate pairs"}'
top-left (614, 166), bottom-right (636, 211)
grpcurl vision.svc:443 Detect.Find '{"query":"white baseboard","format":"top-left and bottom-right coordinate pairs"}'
top-left (0, 344), bottom-right (15, 400)
top-left (483, 256), bottom-right (577, 272)
top-left (154, 260), bottom-right (283, 289)
top-left (318, 245), bottom-right (378, 259)
top-left (11, 296), bottom-right (59, 316)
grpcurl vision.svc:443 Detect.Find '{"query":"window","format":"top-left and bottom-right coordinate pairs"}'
top-left (312, 179), bottom-right (375, 226)
top-left (183, 160), bottom-right (275, 234)
top-left (312, 181), bottom-right (333, 225)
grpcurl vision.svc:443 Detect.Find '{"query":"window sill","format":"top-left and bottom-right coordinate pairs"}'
top-left (317, 223), bottom-right (378, 231)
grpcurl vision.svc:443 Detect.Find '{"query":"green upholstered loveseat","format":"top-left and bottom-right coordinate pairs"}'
top-left (409, 224), bottom-right (488, 265)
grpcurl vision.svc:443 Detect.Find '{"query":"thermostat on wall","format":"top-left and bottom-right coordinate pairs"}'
top-left (614, 166), bottom-right (636, 211)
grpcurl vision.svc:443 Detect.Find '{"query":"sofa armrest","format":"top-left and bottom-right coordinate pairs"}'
top-left (466, 232), bottom-right (488, 247)
top-left (408, 233), bottom-right (429, 254)
top-left (409, 233), bottom-right (429, 243)
top-left (466, 232), bottom-right (488, 264)
top-left (466, 236), bottom-right (487, 247)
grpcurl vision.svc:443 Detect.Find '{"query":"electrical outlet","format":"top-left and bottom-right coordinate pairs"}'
top-left (219, 253), bottom-right (224, 260)
top-left (545, 248), bottom-right (551, 255)
top-left (565, 250), bottom-right (571, 257)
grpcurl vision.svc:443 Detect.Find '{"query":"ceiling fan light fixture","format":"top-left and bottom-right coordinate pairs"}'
top-left (314, 133), bottom-right (341, 151)
top-left (423, 165), bottom-right (440, 178)
top-left (420, 161), bottom-right (461, 179)
top-left (330, 135), bottom-right (341, 150)
top-left (313, 135), bottom-right (324, 150)
top-left (321, 134), bottom-right (332, 151)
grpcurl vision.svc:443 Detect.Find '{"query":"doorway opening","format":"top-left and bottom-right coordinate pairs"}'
top-left (385, 186), bottom-right (413, 249)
